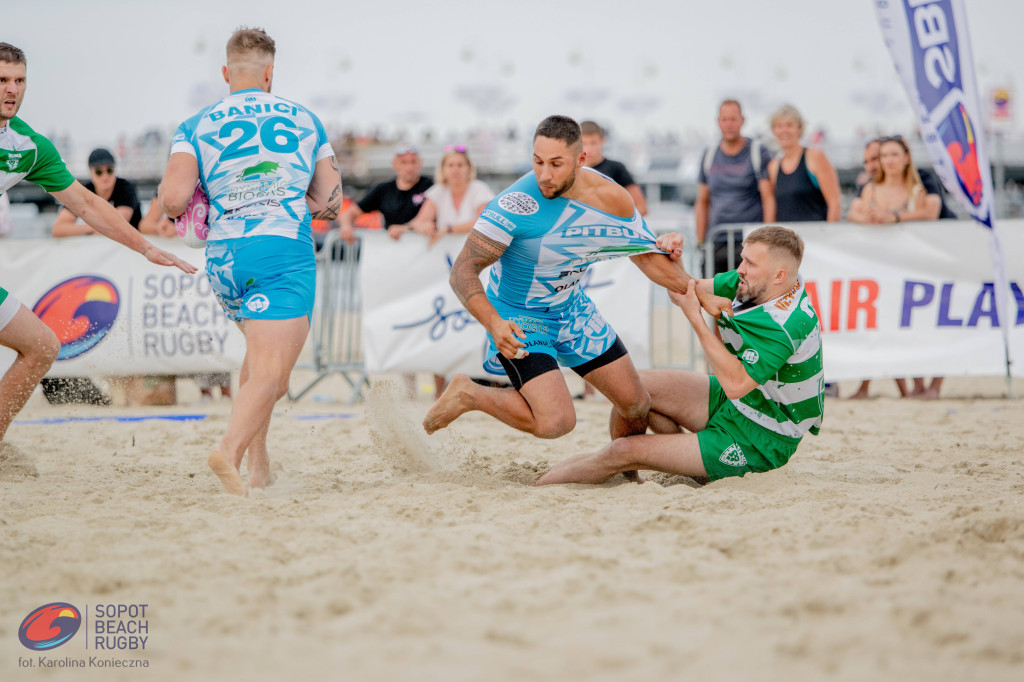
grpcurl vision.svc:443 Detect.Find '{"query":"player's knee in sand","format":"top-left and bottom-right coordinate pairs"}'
top-left (531, 408), bottom-right (576, 440)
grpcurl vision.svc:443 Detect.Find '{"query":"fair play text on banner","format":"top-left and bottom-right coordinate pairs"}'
top-left (790, 221), bottom-right (1023, 381)
top-left (359, 232), bottom-right (652, 377)
top-left (0, 237), bottom-right (245, 377)
top-left (875, 0), bottom-right (1013, 380)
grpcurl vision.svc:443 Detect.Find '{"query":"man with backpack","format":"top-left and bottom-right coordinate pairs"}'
top-left (695, 99), bottom-right (775, 275)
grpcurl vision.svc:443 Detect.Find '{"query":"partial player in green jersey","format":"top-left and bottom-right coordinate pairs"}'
top-left (0, 42), bottom-right (196, 445)
top-left (538, 225), bottom-right (823, 484)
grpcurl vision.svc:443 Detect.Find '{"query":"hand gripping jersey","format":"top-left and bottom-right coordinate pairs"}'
top-left (170, 89), bottom-right (334, 244)
top-left (473, 169), bottom-right (661, 311)
top-left (714, 271), bottom-right (825, 442)
top-left (0, 117), bottom-right (75, 196)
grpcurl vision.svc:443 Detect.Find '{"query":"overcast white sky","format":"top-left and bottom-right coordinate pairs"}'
top-left (6, 0), bottom-right (1024, 150)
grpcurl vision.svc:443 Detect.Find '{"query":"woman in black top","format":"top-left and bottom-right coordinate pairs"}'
top-left (768, 105), bottom-right (841, 223)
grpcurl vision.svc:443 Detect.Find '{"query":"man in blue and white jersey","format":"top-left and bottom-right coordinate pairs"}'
top-left (159, 27), bottom-right (341, 496)
top-left (424, 115), bottom-right (719, 464)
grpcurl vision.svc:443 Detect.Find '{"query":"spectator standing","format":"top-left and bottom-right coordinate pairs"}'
top-left (696, 100), bottom-right (775, 275)
top-left (339, 144), bottom-right (432, 243)
top-left (768, 105), bottom-right (841, 222)
top-left (580, 121), bottom-right (648, 216)
top-left (849, 135), bottom-right (942, 399)
top-left (405, 145), bottom-right (494, 246)
top-left (52, 148), bottom-right (141, 235)
top-left (404, 146), bottom-right (496, 396)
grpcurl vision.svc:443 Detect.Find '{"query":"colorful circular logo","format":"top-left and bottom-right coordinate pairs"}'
top-left (32, 276), bottom-right (120, 360)
top-left (19, 603), bottom-right (82, 651)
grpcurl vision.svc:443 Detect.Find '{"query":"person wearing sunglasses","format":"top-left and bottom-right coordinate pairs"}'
top-left (404, 145), bottom-right (494, 248)
top-left (52, 148), bottom-right (142, 236)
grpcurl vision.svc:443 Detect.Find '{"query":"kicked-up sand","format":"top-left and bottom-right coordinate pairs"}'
top-left (1, 372), bottom-right (1022, 681)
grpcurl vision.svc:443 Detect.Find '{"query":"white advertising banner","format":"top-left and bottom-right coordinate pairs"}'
top-left (790, 221), bottom-right (1024, 381)
top-left (0, 237), bottom-right (245, 377)
top-left (359, 231), bottom-right (652, 377)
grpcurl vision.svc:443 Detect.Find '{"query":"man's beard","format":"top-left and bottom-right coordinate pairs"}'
top-left (737, 279), bottom-right (767, 306)
top-left (542, 167), bottom-right (576, 199)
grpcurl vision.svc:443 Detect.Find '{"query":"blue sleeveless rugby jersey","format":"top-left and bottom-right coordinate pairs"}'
top-left (473, 168), bottom-right (661, 310)
top-left (170, 88), bottom-right (334, 244)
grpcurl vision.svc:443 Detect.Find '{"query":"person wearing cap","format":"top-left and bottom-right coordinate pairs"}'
top-left (52, 147), bottom-right (143, 236)
top-left (339, 143), bottom-right (433, 243)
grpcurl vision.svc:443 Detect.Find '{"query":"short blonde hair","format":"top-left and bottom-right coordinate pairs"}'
top-left (745, 225), bottom-right (804, 267)
top-left (226, 27), bottom-right (275, 61)
top-left (436, 149), bottom-right (476, 186)
top-left (770, 104), bottom-right (805, 132)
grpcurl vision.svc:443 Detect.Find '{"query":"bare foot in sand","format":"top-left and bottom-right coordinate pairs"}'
top-left (208, 449), bottom-right (247, 496)
top-left (423, 374), bottom-right (475, 434)
top-left (246, 448), bottom-right (276, 489)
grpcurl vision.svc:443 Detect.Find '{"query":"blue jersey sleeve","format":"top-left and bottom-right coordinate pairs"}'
top-left (473, 173), bottom-right (541, 245)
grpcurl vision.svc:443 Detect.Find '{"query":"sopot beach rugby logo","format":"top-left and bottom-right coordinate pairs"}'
top-left (18, 603), bottom-right (82, 651)
top-left (32, 276), bottom-right (121, 360)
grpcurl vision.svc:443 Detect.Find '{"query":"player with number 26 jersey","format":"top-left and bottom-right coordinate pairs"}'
top-left (170, 88), bottom-right (333, 245)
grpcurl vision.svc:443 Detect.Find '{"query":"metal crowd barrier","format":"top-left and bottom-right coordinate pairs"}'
top-left (287, 229), bottom-right (368, 404)
top-left (702, 223), bottom-right (749, 278)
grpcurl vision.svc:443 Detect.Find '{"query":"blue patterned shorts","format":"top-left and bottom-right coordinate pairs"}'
top-left (482, 291), bottom-right (618, 375)
top-left (204, 236), bottom-right (316, 322)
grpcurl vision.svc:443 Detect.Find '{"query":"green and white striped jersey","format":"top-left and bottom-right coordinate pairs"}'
top-left (713, 270), bottom-right (824, 442)
top-left (0, 117), bottom-right (75, 196)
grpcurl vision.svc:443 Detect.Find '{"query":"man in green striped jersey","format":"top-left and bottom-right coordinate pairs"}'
top-left (538, 225), bottom-right (823, 484)
top-left (0, 42), bottom-right (195, 443)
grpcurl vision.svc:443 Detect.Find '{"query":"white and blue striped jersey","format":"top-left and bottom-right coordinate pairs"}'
top-left (170, 88), bottom-right (334, 244)
top-left (473, 168), bottom-right (661, 311)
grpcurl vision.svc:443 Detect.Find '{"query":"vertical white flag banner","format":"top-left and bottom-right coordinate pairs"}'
top-left (875, 0), bottom-right (1013, 379)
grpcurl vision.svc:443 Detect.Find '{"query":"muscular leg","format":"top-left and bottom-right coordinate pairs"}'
top-left (580, 353), bottom-right (650, 481)
top-left (536, 369), bottom-right (711, 486)
top-left (423, 369), bottom-right (576, 438)
top-left (582, 354), bottom-right (651, 440)
top-left (209, 317), bottom-right (308, 495)
top-left (235, 356), bottom-right (273, 489)
top-left (537, 431), bottom-right (707, 485)
top-left (0, 307), bottom-right (60, 441)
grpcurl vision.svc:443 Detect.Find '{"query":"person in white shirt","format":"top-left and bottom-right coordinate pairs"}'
top-left (404, 145), bottom-right (494, 248)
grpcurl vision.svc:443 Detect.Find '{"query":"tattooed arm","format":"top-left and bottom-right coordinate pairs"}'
top-left (306, 156), bottom-right (342, 221)
top-left (451, 231), bottom-right (527, 358)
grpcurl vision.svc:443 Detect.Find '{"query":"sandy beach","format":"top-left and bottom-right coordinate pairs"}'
top-left (2, 372), bottom-right (1023, 681)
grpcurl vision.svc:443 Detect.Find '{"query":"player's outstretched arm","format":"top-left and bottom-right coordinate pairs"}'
top-left (50, 182), bottom-right (196, 274)
top-left (670, 284), bottom-right (756, 399)
top-left (306, 156), bottom-right (342, 221)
